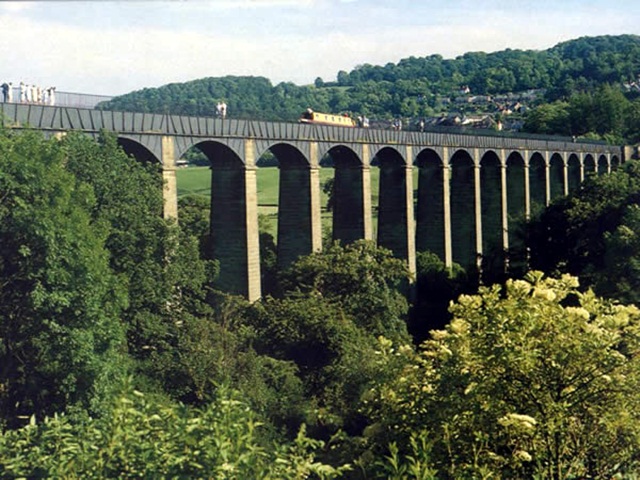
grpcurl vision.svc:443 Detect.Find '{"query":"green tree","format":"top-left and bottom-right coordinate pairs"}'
top-left (60, 132), bottom-right (219, 402)
top-left (522, 101), bottom-right (571, 135)
top-left (527, 160), bottom-right (640, 304)
top-left (365, 272), bottom-right (640, 479)
top-left (0, 129), bottom-right (127, 427)
top-left (245, 242), bottom-right (413, 441)
top-left (279, 240), bottom-right (412, 342)
top-left (409, 251), bottom-right (470, 343)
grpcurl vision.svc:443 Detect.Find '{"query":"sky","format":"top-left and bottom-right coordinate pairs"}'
top-left (0, 0), bottom-right (639, 97)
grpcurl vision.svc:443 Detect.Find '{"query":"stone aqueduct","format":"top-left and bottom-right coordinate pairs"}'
top-left (1, 103), bottom-right (629, 301)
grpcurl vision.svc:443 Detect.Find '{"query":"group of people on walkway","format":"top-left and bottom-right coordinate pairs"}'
top-left (1, 81), bottom-right (56, 105)
top-left (356, 115), bottom-right (370, 128)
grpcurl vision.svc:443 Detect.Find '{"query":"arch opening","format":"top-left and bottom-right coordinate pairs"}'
top-left (480, 152), bottom-right (504, 282)
top-left (330, 145), bottom-right (367, 246)
top-left (549, 153), bottom-right (564, 201)
top-left (567, 154), bottom-right (581, 193)
top-left (529, 152), bottom-right (546, 213)
top-left (450, 150), bottom-right (477, 272)
top-left (376, 147), bottom-right (411, 261)
top-left (506, 152), bottom-right (527, 275)
top-left (415, 149), bottom-right (445, 260)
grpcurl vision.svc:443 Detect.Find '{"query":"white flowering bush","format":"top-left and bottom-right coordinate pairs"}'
top-left (364, 272), bottom-right (640, 479)
top-left (0, 380), bottom-right (350, 479)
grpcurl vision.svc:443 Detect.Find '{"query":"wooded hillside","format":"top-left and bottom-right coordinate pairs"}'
top-left (98, 35), bottom-right (640, 138)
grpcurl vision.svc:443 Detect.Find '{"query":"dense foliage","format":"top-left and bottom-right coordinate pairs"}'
top-left (0, 380), bottom-right (349, 479)
top-left (528, 159), bottom-right (640, 304)
top-left (0, 128), bottom-right (351, 475)
top-left (522, 83), bottom-right (640, 143)
top-left (0, 129), bottom-right (127, 427)
top-left (365, 272), bottom-right (640, 478)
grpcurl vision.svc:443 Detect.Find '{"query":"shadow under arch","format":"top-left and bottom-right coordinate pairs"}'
top-left (506, 151), bottom-right (527, 275)
top-left (568, 154), bottom-right (581, 193)
top-left (611, 155), bottom-right (621, 171)
top-left (265, 142), bottom-right (320, 269)
top-left (118, 137), bottom-right (160, 164)
top-left (480, 151), bottom-right (504, 282)
top-left (375, 146), bottom-right (412, 261)
top-left (328, 145), bottom-right (367, 245)
top-left (529, 152), bottom-right (546, 213)
top-left (415, 148), bottom-right (445, 260)
top-left (584, 154), bottom-right (596, 178)
top-left (598, 154), bottom-right (608, 175)
top-left (549, 153), bottom-right (564, 201)
top-left (450, 149), bottom-right (477, 272)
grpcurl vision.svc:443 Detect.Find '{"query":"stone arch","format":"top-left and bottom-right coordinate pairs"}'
top-left (118, 136), bottom-right (174, 219)
top-left (549, 153), bottom-right (564, 201)
top-left (375, 147), bottom-right (412, 261)
top-left (480, 151), bottom-right (504, 280)
top-left (117, 137), bottom-right (160, 164)
top-left (529, 152), bottom-right (546, 213)
top-left (568, 154), bottom-right (581, 193)
top-left (193, 139), bottom-right (260, 300)
top-left (329, 145), bottom-right (369, 245)
top-left (450, 149), bottom-right (477, 271)
top-left (598, 155), bottom-right (609, 175)
top-left (416, 148), bottom-right (445, 260)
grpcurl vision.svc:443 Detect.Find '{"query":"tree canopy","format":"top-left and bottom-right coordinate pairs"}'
top-left (365, 272), bottom-right (640, 479)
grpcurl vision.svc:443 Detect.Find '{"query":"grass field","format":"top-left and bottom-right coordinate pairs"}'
top-left (177, 166), bottom-right (417, 237)
top-left (175, 166), bottom-right (409, 205)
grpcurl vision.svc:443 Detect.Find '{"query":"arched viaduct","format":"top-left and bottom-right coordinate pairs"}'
top-left (1, 103), bottom-right (626, 301)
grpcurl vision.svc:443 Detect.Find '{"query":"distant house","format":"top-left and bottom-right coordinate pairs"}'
top-left (460, 114), bottom-right (496, 129)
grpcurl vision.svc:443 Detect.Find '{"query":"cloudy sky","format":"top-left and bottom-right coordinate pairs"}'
top-left (0, 0), bottom-right (638, 96)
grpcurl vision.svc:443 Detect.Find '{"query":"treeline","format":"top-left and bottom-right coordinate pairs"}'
top-left (98, 35), bottom-right (640, 142)
top-left (522, 83), bottom-right (640, 143)
top-left (335, 34), bottom-right (640, 97)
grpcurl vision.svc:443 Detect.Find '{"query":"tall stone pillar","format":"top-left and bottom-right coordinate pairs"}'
top-left (307, 142), bottom-right (323, 254)
top-left (333, 145), bottom-right (372, 244)
top-left (524, 152), bottom-right (531, 220)
top-left (361, 144), bottom-right (373, 242)
top-left (500, 160), bottom-right (509, 261)
top-left (442, 150), bottom-right (453, 268)
top-left (473, 152), bottom-right (483, 274)
top-left (161, 136), bottom-right (178, 220)
top-left (544, 151), bottom-right (551, 206)
top-left (563, 153), bottom-right (569, 196)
